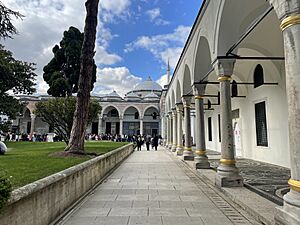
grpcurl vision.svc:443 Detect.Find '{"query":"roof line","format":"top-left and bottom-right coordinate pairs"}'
top-left (165, 0), bottom-right (208, 96)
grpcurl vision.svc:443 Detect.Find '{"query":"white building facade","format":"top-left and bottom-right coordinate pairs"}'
top-left (160, 0), bottom-right (300, 223)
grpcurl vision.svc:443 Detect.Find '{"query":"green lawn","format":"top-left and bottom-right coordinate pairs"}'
top-left (0, 141), bottom-right (127, 189)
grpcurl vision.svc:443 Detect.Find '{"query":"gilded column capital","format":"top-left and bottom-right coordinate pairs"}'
top-left (218, 75), bottom-right (232, 82)
top-left (280, 14), bottom-right (300, 31)
top-left (288, 179), bottom-right (300, 192)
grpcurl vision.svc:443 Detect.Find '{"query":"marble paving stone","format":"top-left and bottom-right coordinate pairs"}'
top-left (135, 189), bottom-right (158, 195)
top-left (72, 208), bottom-right (111, 217)
top-left (104, 201), bottom-right (132, 208)
top-left (81, 200), bottom-right (106, 208)
top-left (59, 146), bottom-right (259, 225)
top-left (113, 189), bottom-right (136, 195)
top-left (92, 189), bottom-right (114, 195)
top-left (128, 216), bottom-right (162, 225)
top-left (94, 216), bottom-right (129, 225)
top-left (162, 216), bottom-right (205, 225)
top-left (108, 208), bottom-right (148, 216)
top-left (116, 194), bottom-right (148, 201)
top-left (159, 201), bottom-right (193, 208)
top-left (132, 201), bottom-right (159, 208)
top-left (92, 194), bottom-right (118, 201)
top-left (62, 216), bottom-right (96, 225)
top-left (149, 208), bottom-right (189, 216)
top-left (149, 194), bottom-right (181, 201)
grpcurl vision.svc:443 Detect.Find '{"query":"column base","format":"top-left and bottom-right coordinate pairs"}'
top-left (171, 145), bottom-right (177, 152)
top-left (183, 149), bottom-right (194, 161)
top-left (194, 158), bottom-right (210, 169)
top-left (215, 164), bottom-right (243, 187)
top-left (176, 147), bottom-right (183, 156)
top-left (194, 152), bottom-right (210, 169)
top-left (168, 144), bottom-right (172, 150)
top-left (275, 190), bottom-right (300, 225)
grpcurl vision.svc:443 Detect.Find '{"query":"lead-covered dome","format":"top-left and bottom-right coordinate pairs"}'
top-left (133, 76), bottom-right (162, 92)
top-left (126, 76), bottom-right (162, 99)
top-left (144, 92), bottom-right (159, 101)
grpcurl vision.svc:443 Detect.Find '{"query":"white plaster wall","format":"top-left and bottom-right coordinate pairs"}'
top-left (204, 83), bottom-right (290, 168)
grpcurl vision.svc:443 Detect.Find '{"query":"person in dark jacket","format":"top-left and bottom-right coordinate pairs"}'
top-left (136, 136), bottom-right (143, 151)
top-left (153, 135), bottom-right (159, 151)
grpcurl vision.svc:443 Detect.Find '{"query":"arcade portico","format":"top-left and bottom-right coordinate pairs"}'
top-left (160, 1), bottom-right (300, 224)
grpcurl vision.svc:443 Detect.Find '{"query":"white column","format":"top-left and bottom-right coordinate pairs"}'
top-left (176, 104), bottom-right (184, 155)
top-left (270, 1), bottom-right (300, 223)
top-left (29, 113), bottom-right (36, 140)
top-left (98, 116), bottom-right (103, 135)
top-left (182, 95), bottom-right (194, 161)
top-left (119, 117), bottom-right (123, 136)
top-left (140, 119), bottom-right (143, 136)
top-left (214, 59), bottom-right (243, 187)
top-left (190, 110), bottom-right (196, 146)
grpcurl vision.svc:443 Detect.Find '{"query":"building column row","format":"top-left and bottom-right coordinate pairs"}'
top-left (171, 108), bottom-right (177, 152)
top-left (270, 1), bottom-right (300, 223)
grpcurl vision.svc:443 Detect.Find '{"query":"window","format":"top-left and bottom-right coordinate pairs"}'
top-left (208, 117), bottom-right (212, 141)
top-left (218, 114), bottom-right (221, 142)
top-left (110, 109), bottom-right (118, 117)
top-left (152, 112), bottom-right (157, 120)
top-left (254, 64), bottom-right (264, 88)
top-left (232, 80), bottom-right (238, 97)
top-left (134, 112), bottom-right (139, 119)
top-left (255, 101), bottom-right (268, 147)
top-left (207, 100), bottom-right (211, 109)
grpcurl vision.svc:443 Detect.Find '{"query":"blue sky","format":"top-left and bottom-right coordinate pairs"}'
top-left (2, 0), bottom-right (202, 96)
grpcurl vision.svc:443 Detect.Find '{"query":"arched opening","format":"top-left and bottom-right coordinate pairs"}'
top-left (144, 107), bottom-right (160, 136)
top-left (102, 106), bottom-right (120, 135)
top-left (134, 112), bottom-right (139, 120)
top-left (254, 64), bottom-right (264, 88)
top-left (123, 106), bottom-right (140, 136)
top-left (232, 80), bottom-right (238, 97)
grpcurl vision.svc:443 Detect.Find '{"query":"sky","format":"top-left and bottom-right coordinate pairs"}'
top-left (2, 0), bottom-right (202, 97)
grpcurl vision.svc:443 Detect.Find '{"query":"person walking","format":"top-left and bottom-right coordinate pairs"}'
top-left (137, 136), bottom-right (143, 151)
top-left (153, 134), bottom-right (159, 151)
top-left (146, 135), bottom-right (151, 151)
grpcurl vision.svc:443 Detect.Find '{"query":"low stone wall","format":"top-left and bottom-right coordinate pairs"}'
top-left (0, 143), bottom-right (134, 225)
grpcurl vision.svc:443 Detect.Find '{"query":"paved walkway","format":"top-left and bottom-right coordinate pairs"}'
top-left (58, 146), bottom-right (260, 225)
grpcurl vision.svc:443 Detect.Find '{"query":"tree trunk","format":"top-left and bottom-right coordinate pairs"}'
top-left (65, 0), bottom-right (99, 153)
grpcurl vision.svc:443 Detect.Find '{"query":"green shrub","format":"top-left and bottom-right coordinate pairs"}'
top-left (0, 173), bottom-right (12, 212)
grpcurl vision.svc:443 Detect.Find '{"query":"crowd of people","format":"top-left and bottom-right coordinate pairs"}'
top-left (135, 134), bottom-right (161, 151)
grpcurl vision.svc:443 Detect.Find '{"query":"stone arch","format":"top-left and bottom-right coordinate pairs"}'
top-left (123, 106), bottom-right (141, 120)
top-left (123, 105), bottom-right (141, 119)
top-left (101, 105), bottom-right (121, 118)
top-left (214, 0), bottom-right (271, 55)
top-left (143, 106), bottom-right (160, 121)
top-left (182, 64), bottom-right (192, 96)
top-left (175, 80), bottom-right (182, 104)
top-left (193, 36), bottom-right (213, 83)
top-left (171, 89), bottom-right (175, 109)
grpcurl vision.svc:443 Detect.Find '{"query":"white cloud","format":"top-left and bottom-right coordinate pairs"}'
top-left (156, 74), bottom-right (169, 88)
top-left (125, 25), bottom-right (191, 69)
top-left (146, 7), bottom-right (170, 26)
top-left (99, 0), bottom-right (131, 23)
top-left (95, 46), bottom-right (122, 66)
top-left (146, 8), bottom-right (160, 21)
top-left (93, 67), bottom-right (142, 97)
top-left (1, 0), bottom-right (126, 94)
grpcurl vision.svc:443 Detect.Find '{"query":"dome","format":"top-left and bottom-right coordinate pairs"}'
top-left (144, 92), bottom-right (159, 101)
top-left (125, 92), bottom-right (141, 101)
top-left (133, 76), bottom-right (162, 92)
top-left (105, 90), bottom-right (122, 100)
